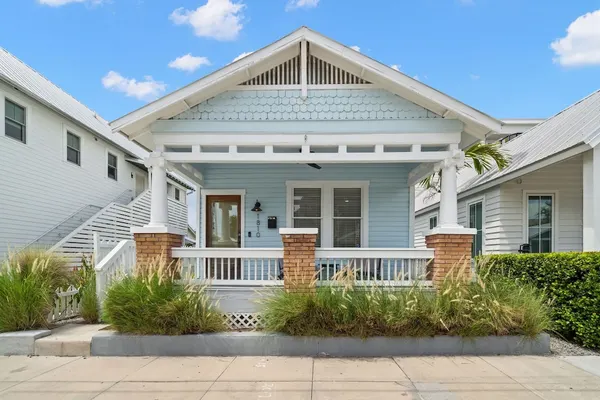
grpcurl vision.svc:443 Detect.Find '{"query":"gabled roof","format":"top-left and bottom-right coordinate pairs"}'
top-left (0, 47), bottom-right (146, 159)
top-left (111, 26), bottom-right (522, 147)
top-left (416, 89), bottom-right (600, 214)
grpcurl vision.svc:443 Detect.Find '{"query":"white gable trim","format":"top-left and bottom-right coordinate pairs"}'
top-left (111, 27), bottom-right (504, 143)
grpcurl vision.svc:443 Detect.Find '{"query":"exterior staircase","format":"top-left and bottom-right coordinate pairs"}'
top-left (48, 190), bottom-right (188, 267)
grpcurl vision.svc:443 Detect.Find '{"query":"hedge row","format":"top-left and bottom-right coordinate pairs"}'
top-left (481, 252), bottom-right (600, 348)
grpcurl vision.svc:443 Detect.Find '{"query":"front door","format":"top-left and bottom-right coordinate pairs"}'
top-left (206, 195), bottom-right (242, 279)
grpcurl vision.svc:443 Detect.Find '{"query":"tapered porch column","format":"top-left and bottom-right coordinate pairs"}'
top-left (131, 152), bottom-right (184, 269)
top-left (439, 149), bottom-right (462, 229)
top-left (425, 149), bottom-right (475, 287)
top-left (147, 152), bottom-right (169, 228)
top-left (584, 146), bottom-right (600, 251)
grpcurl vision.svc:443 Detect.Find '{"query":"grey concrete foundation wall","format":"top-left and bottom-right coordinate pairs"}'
top-left (0, 330), bottom-right (51, 356)
top-left (91, 331), bottom-right (550, 357)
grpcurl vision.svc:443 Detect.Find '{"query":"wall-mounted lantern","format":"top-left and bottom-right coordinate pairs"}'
top-left (251, 200), bottom-right (262, 237)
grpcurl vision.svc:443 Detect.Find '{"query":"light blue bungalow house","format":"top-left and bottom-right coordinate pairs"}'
top-left (106, 27), bottom-right (531, 314)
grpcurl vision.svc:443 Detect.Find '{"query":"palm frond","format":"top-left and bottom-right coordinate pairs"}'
top-left (464, 142), bottom-right (510, 174)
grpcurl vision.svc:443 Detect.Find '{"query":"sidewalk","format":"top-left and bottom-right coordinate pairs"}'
top-left (0, 355), bottom-right (599, 399)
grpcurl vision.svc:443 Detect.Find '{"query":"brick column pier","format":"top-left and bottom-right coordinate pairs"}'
top-left (279, 228), bottom-right (318, 292)
top-left (425, 228), bottom-right (476, 287)
top-left (131, 227), bottom-right (184, 272)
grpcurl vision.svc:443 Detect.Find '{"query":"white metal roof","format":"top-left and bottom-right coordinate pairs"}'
top-left (416, 89), bottom-right (600, 213)
top-left (0, 47), bottom-right (146, 159)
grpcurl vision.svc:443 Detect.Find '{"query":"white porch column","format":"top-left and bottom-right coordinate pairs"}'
top-left (583, 150), bottom-right (594, 250)
top-left (438, 149), bottom-right (464, 229)
top-left (145, 152), bottom-right (169, 228)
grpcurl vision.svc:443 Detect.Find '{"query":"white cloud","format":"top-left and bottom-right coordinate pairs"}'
top-left (101, 71), bottom-right (166, 101)
top-left (168, 54), bottom-right (211, 72)
top-left (170, 0), bottom-right (245, 41)
top-left (232, 51), bottom-right (254, 63)
top-left (551, 10), bottom-right (600, 67)
top-left (38, 0), bottom-right (104, 6)
top-left (350, 45), bottom-right (361, 52)
top-left (390, 64), bottom-right (400, 71)
top-left (286, 0), bottom-right (319, 11)
top-left (470, 73), bottom-right (480, 80)
top-left (413, 75), bottom-right (420, 81)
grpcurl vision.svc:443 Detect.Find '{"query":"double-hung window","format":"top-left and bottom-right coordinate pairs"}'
top-left (107, 152), bottom-right (118, 180)
top-left (289, 182), bottom-right (367, 248)
top-left (429, 215), bottom-right (438, 230)
top-left (66, 132), bottom-right (81, 166)
top-left (468, 200), bottom-right (483, 257)
top-left (527, 194), bottom-right (553, 253)
top-left (5, 99), bottom-right (26, 143)
top-left (292, 187), bottom-right (323, 247)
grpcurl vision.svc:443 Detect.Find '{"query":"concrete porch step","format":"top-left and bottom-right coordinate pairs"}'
top-left (35, 323), bottom-right (108, 357)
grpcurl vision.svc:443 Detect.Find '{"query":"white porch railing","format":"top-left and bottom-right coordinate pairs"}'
top-left (314, 248), bottom-right (434, 286)
top-left (173, 248), bottom-right (284, 286)
top-left (173, 247), bottom-right (433, 286)
top-left (92, 233), bottom-right (121, 264)
top-left (95, 239), bottom-right (137, 305)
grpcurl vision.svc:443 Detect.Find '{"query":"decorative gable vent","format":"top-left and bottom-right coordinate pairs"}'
top-left (239, 43), bottom-right (371, 87)
top-left (240, 56), bottom-right (301, 86)
top-left (307, 54), bottom-right (370, 85)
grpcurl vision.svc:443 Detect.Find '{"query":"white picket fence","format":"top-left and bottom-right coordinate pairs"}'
top-left (51, 190), bottom-right (187, 268)
top-left (48, 285), bottom-right (81, 323)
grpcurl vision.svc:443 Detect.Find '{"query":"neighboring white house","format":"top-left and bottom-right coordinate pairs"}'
top-left (415, 89), bottom-right (600, 256)
top-left (0, 48), bottom-right (193, 262)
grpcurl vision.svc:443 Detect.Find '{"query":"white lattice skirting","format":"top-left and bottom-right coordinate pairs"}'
top-left (223, 313), bottom-right (263, 331)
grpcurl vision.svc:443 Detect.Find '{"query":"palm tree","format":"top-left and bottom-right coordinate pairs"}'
top-left (420, 142), bottom-right (510, 192)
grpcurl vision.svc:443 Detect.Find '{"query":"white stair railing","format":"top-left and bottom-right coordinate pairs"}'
top-left (95, 239), bottom-right (136, 307)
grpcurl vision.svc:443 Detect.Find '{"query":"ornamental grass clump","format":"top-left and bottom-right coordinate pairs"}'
top-left (261, 263), bottom-right (551, 338)
top-left (73, 256), bottom-right (99, 324)
top-left (102, 257), bottom-right (225, 335)
top-left (0, 249), bottom-right (70, 332)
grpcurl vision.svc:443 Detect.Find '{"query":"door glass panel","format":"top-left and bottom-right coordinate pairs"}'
top-left (208, 198), bottom-right (240, 248)
top-left (469, 202), bottom-right (483, 257)
top-left (527, 195), bottom-right (552, 253)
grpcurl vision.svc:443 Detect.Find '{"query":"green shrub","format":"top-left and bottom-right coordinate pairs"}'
top-left (103, 258), bottom-right (225, 335)
top-left (73, 256), bottom-right (99, 324)
top-left (0, 252), bottom-right (68, 332)
top-left (261, 265), bottom-right (550, 338)
top-left (480, 253), bottom-right (600, 348)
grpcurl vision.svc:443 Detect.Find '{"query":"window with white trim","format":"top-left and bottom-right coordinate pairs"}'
top-left (66, 131), bottom-right (81, 166)
top-left (429, 215), bottom-right (437, 230)
top-left (292, 187), bottom-right (322, 247)
top-left (468, 201), bottom-right (483, 257)
top-left (175, 188), bottom-right (181, 201)
top-left (5, 98), bottom-right (26, 143)
top-left (527, 195), bottom-right (553, 253)
top-left (107, 152), bottom-right (118, 180)
top-left (289, 182), bottom-right (367, 248)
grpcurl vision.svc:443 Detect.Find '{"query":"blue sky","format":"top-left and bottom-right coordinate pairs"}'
top-left (1, 0), bottom-right (599, 122)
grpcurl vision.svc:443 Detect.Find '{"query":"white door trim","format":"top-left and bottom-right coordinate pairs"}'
top-left (522, 191), bottom-right (558, 253)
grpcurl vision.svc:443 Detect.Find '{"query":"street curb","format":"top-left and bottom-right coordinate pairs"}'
top-left (91, 331), bottom-right (550, 357)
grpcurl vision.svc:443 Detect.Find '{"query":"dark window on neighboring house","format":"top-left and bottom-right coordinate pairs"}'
top-left (66, 132), bottom-right (81, 165)
top-left (5, 99), bottom-right (26, 143)
top-left (429, 215), bottom-right (437, 230)
top-left (469, 201), bottom-right (483, 257)
top-left (175, 188), bottom-right (180, 201)
top-left (107, 152), bottom-right (118, 180)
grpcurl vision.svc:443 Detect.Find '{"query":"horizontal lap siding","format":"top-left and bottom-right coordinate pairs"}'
top-left (414, 211), bottom-right (437, 249)
top-left (488, 156), bottom-right (583, 253)
top-left (198, 163), bottom-right (412, 248)
top-left (0, 82), bottom-right (143, 258)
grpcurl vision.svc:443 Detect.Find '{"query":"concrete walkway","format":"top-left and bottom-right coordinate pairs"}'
top-left (35, 324), bottom-right (108, 357)
top-left (0, 355), bottom-right (599, 399)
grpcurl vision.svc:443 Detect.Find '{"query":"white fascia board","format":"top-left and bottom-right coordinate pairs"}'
top-left (414, 142), bottom-right (592, 216)
top-left (303, 29), bottom-right (503, 135)
top-left (110, 29), bottom-right (307, 135)
top-left (585, 126), bottom-right (600, 148)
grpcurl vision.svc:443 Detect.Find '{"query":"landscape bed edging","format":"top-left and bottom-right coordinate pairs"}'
top-left (91, 331), bottom-right (550, 357)
top-left (0, 330), bottom-right (51, 356)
